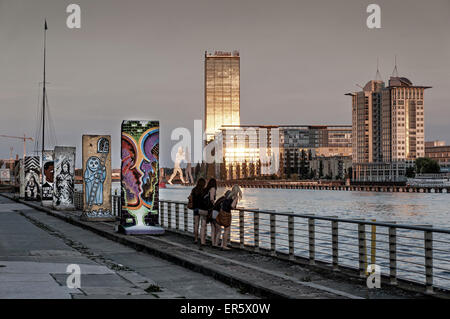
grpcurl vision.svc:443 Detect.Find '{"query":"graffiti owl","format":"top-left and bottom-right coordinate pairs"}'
top-left (84, 156), bottom-right (106, 206)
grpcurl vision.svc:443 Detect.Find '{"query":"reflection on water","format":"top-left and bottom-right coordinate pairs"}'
top-left (160, 186), bottom-right (450, 227)
top-left (156, 185), bottom-right (450, 289)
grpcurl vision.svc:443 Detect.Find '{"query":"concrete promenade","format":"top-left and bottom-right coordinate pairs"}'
top-left (0, 193), bottom-right (432, 299)
top-left (0, 195), bottom-right (254, 299)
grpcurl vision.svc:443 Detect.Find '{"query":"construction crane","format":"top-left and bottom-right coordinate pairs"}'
top-left (0, 134), bottom-right (34, 159)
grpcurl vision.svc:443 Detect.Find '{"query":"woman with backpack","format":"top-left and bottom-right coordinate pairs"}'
top-left (198, 178), bottom-right (217, 248)
top-left (211, 190), bottom-right (231, 247)
top-left (216, 185), bottom-right (242, 250)
top-left (188, 178), bottom-right (206, 244)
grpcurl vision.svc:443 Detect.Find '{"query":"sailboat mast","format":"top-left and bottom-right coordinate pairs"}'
top-left (42, 20), bottom-right (47, 158)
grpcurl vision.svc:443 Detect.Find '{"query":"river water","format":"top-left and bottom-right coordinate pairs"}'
top-left (159, 185), bottom-right (450, 289)
top-left (160, 185), bottom-right (450, 226)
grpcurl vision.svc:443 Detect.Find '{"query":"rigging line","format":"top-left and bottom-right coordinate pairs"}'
top-left (47, 93), bottom-right (56, 147)
top-left (33, 83), bottom-right (40, 152)
top-left (33, 82), bottom-right (43, 155)
top-left (45, 92), bottom-right (58, 147)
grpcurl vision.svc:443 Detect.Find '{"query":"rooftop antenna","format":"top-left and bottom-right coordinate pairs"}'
top-left (375, 57), bottom-right (382, 81)
top-left (392, 55), bottom-right (399, 77)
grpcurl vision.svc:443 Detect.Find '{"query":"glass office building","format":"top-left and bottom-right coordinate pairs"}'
top-left (205, 51), bottom-right (240, 142)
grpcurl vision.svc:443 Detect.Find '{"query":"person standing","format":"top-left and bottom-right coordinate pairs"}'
top-left (185, 147), bottom-right (194, 184)
top-left (217, 185), bottom-right (242, 250)
top-left (198, 178), bottom-right (217, 248)
top-left (190, 178), bottom-right (206, 244)
top-left (211, 190), bottom-right (230, 247)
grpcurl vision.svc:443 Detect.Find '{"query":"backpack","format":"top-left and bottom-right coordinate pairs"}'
top-left (200, 190), bottom-right (214, 210)
top-left (221, 197), bottom-right (234, 213)
top-left (213, 191), bottom-right (230, 211)
top-left (213, 196), bottom-right (226, 212)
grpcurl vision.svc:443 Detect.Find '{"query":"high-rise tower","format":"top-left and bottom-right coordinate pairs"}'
top-left (347, 63), bottom-right (431, 182)
top-left (204, 51), bottom-right (240, 142)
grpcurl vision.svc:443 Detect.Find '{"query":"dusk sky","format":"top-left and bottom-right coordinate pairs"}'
top-left (1, 0), bottom-right (449, 168)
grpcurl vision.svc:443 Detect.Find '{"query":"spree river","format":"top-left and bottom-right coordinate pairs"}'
top-left (159, 186), bottom-right (450, 289)
top-left (160, 186), bottom-right (450, 227)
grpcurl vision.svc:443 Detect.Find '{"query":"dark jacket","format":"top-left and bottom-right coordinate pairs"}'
top-left (191, 188), bottom-right (203, 210)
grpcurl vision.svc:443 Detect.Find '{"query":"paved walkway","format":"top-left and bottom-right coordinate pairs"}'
top-left (0, 194), bottom-right (431, 299)
top-left (0, 196), bottom-right (255, 299)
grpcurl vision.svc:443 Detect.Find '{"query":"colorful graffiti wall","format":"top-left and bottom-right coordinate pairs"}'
top-left (121, 121), bottom-right (160, 232)
top-left (24, 156), bottom-right (40, 201)
top-left (82, 135), bottom-right (113, 220)
top-left (53, 146), bottom-right (76, 210)
top-left (42, 150), bottom-right (54, 206)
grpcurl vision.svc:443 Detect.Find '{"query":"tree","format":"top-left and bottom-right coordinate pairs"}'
top-left (299, 150), bottom-right (308, 179)
top-left (235, 163), bottom-right (241, 180)
top-left (279, 153), bottom-right (284, 179)
top-left (249, 162), bottom-right (255, 178)
top-left (405, 166), bottom-right (415, 178)
top-left (285, 151), bottom-right (292, 178)
top-left (293, 151), bottom-right (299, 178)
top-left (347, 166), bottom-right (353, 180)
top-left (220, 157), bottom-right (227, 181)
top-left (415, 158), bottom-right (440, 174)
top-left (228, 163), bottom-right (234, 180)
top-left (256, 159), bottom-right (262, 177)
top-left (242, 160), bottom-right (248, 179)
top-left (319, 160), bottom-right (324, 178)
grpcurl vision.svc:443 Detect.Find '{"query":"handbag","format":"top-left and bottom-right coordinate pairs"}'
top-left (216, 209), bottom-right (232, 227)
top-left (187, 192), bottom-right (193, 209)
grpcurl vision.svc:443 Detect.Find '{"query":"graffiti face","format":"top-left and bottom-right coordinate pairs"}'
top-left (53, 147), bottom-right (75, 209)
top-left (87, 156), bottom-right (101, 172)
top-left (24, 156), bottom-right (40, 201)
top-left (121, 121), bottom-right (159, 227)
top-left (62, 161), bottom-right (70, 174)
top-left (122, 135), bottom-right (142, 206)
top-left (44, 162), bottom-right (54, 183)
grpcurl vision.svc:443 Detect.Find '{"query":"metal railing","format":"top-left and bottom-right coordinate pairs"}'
top-left (158, 199), bottom-right (450, 295)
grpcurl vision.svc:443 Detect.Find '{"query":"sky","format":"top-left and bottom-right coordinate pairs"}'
top-left (0, 0), bottom-right (449, 168)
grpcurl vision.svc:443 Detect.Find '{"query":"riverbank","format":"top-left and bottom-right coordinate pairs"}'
top-left (218, 180), bottom-right (450, 193)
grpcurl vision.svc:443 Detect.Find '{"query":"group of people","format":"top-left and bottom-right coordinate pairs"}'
top-left (188, 178), bottom-right (242, 250)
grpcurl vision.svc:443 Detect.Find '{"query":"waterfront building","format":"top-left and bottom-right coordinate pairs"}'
top-left (205, 51), bottom-right (240, 142)
top-left (282, 125), bottom-right (352, 176)
top-left (214, 125), bottom-right (352, 179)
top-left (425, 141), bottom-right (450, 173)
top-left (215, 125), bottom-right (282, 179)
top-left (309, 156), bottom-right (352, 180)
top-left (347, 68), bottom-right (431, 182)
